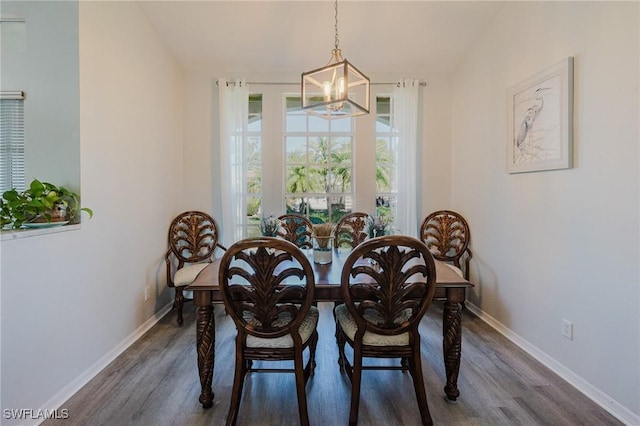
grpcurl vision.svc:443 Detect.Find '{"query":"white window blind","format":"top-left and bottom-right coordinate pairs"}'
top-left (0, 91), bottom-right (25, 193)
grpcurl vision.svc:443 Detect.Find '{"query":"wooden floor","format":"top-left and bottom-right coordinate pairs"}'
top-left (44, 302), bottom-right (621, 426)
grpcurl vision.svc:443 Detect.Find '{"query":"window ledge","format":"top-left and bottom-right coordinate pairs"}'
top-left (1, 224), bottom-right (81, 241)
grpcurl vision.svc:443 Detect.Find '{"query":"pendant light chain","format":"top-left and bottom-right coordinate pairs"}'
top-left (334, 0), bottom-right (339, 50)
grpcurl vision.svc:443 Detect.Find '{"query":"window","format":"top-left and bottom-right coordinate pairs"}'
top-left (224, 85), bottom-right (404, 239)
top-left (284, 96), bottom-right (354, 224)
top-left (0, 91), bottom-right (26, 194)
top-left (375, 95), bottom-right (398, 224)
top-left (244, 93), bottom-right (263, 237)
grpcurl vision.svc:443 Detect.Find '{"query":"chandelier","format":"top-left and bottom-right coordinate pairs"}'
top-left (301, 0), bottom-right (370, 120)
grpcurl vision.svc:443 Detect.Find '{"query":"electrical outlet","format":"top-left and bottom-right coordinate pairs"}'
top-left (144, 286), bottom-right (150, 301)
top-left (562, 319), bottom-right (573, 340)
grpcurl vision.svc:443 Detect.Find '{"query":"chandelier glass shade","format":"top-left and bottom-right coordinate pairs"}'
top-left (301, 1), bottom-right (370, 120)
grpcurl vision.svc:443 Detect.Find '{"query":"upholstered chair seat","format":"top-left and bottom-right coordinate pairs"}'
top-left (243, 306), bottom-right (319, 349)
top-left (173, 263), bottom-right (209, 287)
top-left (334, 304), bottom-right (411, 346)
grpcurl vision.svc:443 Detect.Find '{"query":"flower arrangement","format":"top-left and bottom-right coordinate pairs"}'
top-left (366, 213), bottom-right (390, 238)
top-left (260, 214), bottom-right (280, 237)
top-left (312, 222), bottom-right (334, 248)
top-left (312, 222), bottom-right (334, 264)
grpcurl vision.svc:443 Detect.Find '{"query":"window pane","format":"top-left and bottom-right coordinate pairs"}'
top-left (330, 195), bottom-right (352, 222)
top-left (247, 165), bottom-right (261, 193)
top-left (308, 115), bottom-right (329, 132)
top-left (247, 137), bottom-right (261, 165)
top-left (286, 166), bottom-right (307, 194)
top-left (330, 165), bottom-right (351, 192)
top-left (286, 136), bottom-right (307, 162)
top-left (330, 117), bottom-right (352, 132)
top-left (375, 95), bottom-right (397, 225)
top-left (286, 96), bottom-right (302, 112)
top-left (377, 96), bottom-right (391, 114)
top-left (307, 166), bottom-right (326, 192)
top-left (248, 94), bottom-right (262, 132)
top-left (308, 196), bottom-right (328, 222)
top-left (331, 137), bottom-right (352, 163)
top-left (286, 114), bottom-right (306, 132)
top-left (285, 197), bottom-right (304, 214)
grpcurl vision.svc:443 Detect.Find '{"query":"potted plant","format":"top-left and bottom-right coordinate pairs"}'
top-left (0, 179), bottom-right (93, 229)
top-left (366, 213), bottom-right (391, 238)
top-left (260, 214), bottom-right (280, 237)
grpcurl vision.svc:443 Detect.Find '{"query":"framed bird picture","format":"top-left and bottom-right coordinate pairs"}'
top-left (506, 57), bottom-right (574, 173)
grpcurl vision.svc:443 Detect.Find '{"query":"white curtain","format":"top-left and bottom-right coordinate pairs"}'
top-left (218, 78), bottom-right (248, 246)
top-left (394, 79), bottom-right (421, 238)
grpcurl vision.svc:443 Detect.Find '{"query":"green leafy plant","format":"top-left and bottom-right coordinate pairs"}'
top-left (0, 179), bottom-right (93, 229)
top-left (260, 214), bottom-right (280, 237)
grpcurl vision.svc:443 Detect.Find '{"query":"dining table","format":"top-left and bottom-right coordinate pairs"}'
top-left (187, 247), bottom-right (473, 409)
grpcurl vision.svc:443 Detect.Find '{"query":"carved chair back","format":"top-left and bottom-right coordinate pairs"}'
top-left (219, 237), bottom-right (315, 341)
top-left (165, 211), bottom-right (226, 325)
top-left (277, 214), bottom-right (314, 249)
top-left (419, 210), bottom-right (472, 279)
top-left (341, 235), bottom-right (437, 339)
top-left (167, 211), bottom-right (221, 270)
top-left (334, 212), bottom-right (370, 249)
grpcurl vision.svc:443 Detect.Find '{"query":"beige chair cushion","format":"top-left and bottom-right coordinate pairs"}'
top-left (445, 263), bottom-right (464, 278)
top-left (243, 306), bottom-right (319, 349)
top-left (334, 304), bottom-right (410, 347)
top-left (173, 263), bottom-right (209, 287)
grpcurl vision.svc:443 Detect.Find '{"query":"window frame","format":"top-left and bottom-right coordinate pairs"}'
top-left (283, 94), bottom-right (356, 224)
top-left (245, 84), bottom-right (388, 235)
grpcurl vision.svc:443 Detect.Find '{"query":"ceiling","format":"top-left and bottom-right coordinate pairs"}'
top-left (137, 1), bottom-right (505, 79)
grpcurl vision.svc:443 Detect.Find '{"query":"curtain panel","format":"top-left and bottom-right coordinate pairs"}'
top-left (393, 79), bottom-right (421, 238)
top-left (218, 78), bottom-right (249, 246)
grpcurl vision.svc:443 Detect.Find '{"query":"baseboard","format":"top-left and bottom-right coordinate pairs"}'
top-left (465, 302), bottom-right (640, 426)
top-left (27, 303), bottom-right (173, 426)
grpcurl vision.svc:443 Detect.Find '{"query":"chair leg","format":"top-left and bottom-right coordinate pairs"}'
top-left (401, 356), bottom-right (410, 370)
top-left (348, 344), bottom-right (364, 426)
top-left (408, 347), bottom-right (433, 426)
top-left (335, 321), bottom-right (347, 373)
top-left (304, 330), bottom-right (318, 380)
top-left (226, 347), bottom-right (247, 426)
top-left (173, 287), bottom-right (185, 326)
top-left (294, 349), bottom-right (310, 426)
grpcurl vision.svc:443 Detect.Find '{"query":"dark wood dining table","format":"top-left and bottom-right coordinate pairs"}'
top-left (187, 248), bottom-right (473, 409)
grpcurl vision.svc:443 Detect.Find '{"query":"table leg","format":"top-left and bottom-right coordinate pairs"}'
top-left (196, 301), bottom-right (215, 408)
top-left (443, 288), bottom-right (464, 401)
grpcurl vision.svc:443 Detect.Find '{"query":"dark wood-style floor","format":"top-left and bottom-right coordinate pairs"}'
top-left (44, 302), bottom-right (621, 426)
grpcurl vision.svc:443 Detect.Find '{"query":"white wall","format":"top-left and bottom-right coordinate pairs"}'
top-left (451, 1), bottom-right (639, 422)
top-left (0, 2), bottom-right (184, 422)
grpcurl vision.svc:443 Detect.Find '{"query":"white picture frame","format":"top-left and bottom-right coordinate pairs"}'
top-left (507, 57), bottom-right (574, 173)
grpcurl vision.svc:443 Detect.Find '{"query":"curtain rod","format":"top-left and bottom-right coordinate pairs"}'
top-left (216, 80), bottom-right (428, 87)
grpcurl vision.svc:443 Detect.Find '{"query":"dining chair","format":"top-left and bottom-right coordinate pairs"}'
top-left (219, 237), bottom-right (319, 426)
top-left (334, 211), bottom-right (370, 249)
top-left (277, 213), bottom-right (314, 249)
top-left (165, 211), bottom-right (226, 325)
top-left (419, 210), bottom-right (472, 280)
top-left (334, 235), bottom-right (437, 425)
